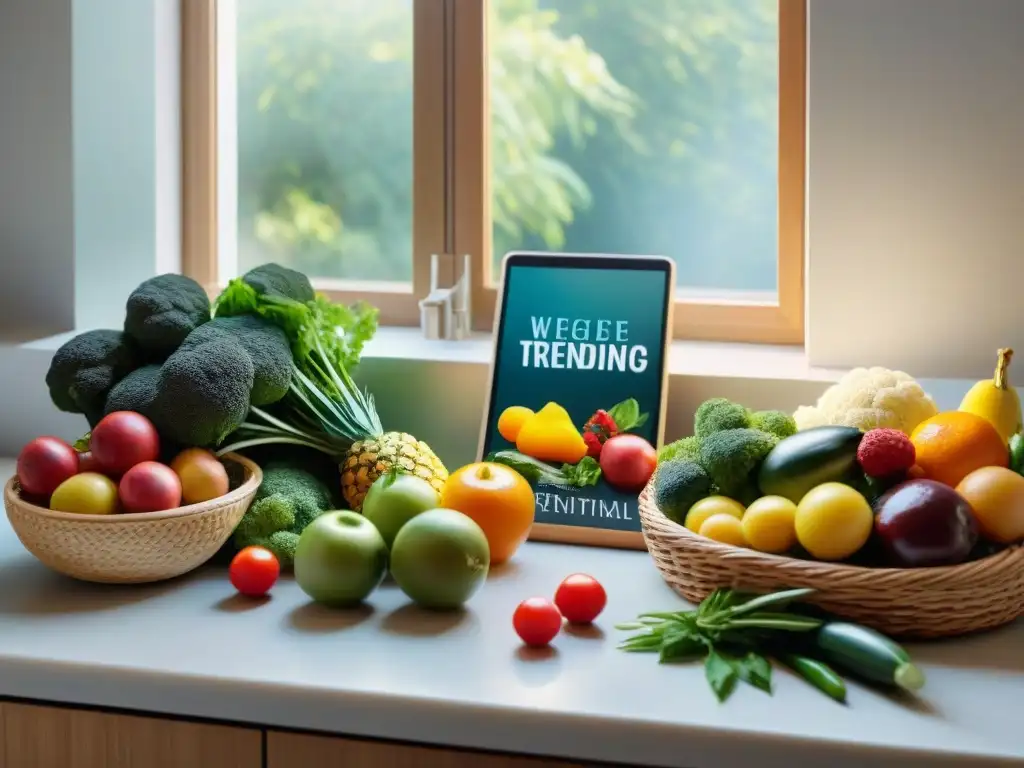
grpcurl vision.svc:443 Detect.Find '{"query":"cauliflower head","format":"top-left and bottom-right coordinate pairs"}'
top-left (793, 367), bottom-right (938, 435)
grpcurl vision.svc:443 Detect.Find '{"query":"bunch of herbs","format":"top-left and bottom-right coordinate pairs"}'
top-left (616, 587), bottom-right (822, 702)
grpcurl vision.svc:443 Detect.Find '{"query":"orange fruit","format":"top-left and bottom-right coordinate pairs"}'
top-left (170, 448), bottom-right (229, 504)
top-left (910, 411), bottom-right (1008, 487)
top-left (440, 462), bottom-right (535, 565)
top-left (497, 406), bottom-right (534, 443)
top-left (956, 466), bottom-right (1024, 544)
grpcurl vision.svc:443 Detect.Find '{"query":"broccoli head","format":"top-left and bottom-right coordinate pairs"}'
top-left (242, 263), bottom-right (315, 303)
top-left (104, 364), bottom-right (161, 417)
top-left (694, 398), bottom-right (751, 440)
top-left (654, 460), bottom-right (712, 523)
top-left (124, 274), bottom-right (211, 355)
top-left (46, 329), bottom-right (139, 426)
top-left (233, 462), bottom-right (336, 567)
top-left (658, 435), bottom-right (702, 465)
top-left (699, 428), bottom-right (778, 498)
top-left (749, 410), bottom-right (798, 440)
top-left (179, 315), bottom-right (292, 406)
top-left (151, 337), bottom-right (254, 447)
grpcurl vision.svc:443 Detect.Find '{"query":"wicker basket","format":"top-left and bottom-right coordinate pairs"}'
top-left (3, 453), bottom-right (261, 585)
top-left (639, 480), bottom-right (1024, 639)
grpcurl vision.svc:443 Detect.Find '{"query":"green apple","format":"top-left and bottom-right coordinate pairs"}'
top-left (294, 511), bottom-right (388, 607)
top-left (361, 470), bottom-right (440, 549)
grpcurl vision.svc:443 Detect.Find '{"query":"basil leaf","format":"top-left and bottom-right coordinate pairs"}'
top-left (562, 456), bottom-right (602, 487)
top-left (704, 650), bottom-right (739, 703)
top-left (607, 398), bottom-right (641, 431)
top-left (632, 412), bottom-right (649, 430)
top-left (734, 652), bottom-right (773, 694)
top-left (659, 631), bottom-right (708, 663)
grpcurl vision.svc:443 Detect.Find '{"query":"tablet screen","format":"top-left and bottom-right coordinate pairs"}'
top-left (481, 254), bottom-right (672, 539)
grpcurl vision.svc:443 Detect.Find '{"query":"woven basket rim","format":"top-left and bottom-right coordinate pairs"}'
top-left (4, 452), bottom-right (262, 523)
top-left (641, 480), bottom-right (1024, 579)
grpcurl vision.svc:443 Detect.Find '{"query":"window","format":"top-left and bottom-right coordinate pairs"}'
top-left (182, 0), bottom-right (805, 342)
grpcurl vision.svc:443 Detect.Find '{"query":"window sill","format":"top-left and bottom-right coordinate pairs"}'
top-left (360, 326), bottom-right (846, 384)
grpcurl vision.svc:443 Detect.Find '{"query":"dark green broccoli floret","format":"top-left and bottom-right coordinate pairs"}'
top-left (658, 435), bottom-right (702, 465)
top-left (105, 364), bottom-right (161, 417)
top-left (749, 410), bottom-right (797, 440)
top-left (654, 460), bottom-right (712, 523)
top-left (694, 398), bottom-right (751, 440)
top-left (151, 338), bottom-right (253, 447)
top-left (699, 428), bottom-right (778, 498)
top-left (233, 462), bottom-right (335, 567)
top-left (241, 263), bottom-right (315, 303)
top-left (124, 274), bottom-right (211, 355)
top-left (46, 329), bottom-right (139, 426)
top-left (179, 315), bottom-right (292, 406)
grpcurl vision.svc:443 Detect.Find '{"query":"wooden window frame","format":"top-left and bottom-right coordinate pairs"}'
top-left (451, 0), bottom-right (807, 345)
top-left (180, 0), bottom-right (448, 326)
top-left (183, 0), bottom-right (806, 344)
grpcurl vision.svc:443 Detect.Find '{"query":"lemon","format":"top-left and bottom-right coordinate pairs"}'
top-left (698, 513), bottom-right (748, 547)
top-left (742, 496), bottom-right (798, 554)
top-left (684, 496), bottom-right (745, 533)
top-left (795, 482), bottom-right (873, 561)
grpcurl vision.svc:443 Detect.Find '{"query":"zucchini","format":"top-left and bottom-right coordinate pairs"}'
top-left (757, 426), bottom-right (863, 503)
top-left (813, 622), bottom-right (925, 693)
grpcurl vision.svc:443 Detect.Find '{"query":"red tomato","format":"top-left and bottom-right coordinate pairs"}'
top-left (230, 546), bottom-right (280, 597)
top-left (513, 597), bottom-right (563, 647)
top-left (17, 437), bottom-right (79, 496)
top-left (77, 450), bottom-right (101, 474)
top-left (599, 434), bottom-right (657, 492)
top-left (91, 411), bottom-right (160, 475)
top-left (119, 461), bottom-right (182, 512)
top-left (554, 573), bottom-right (607, 624)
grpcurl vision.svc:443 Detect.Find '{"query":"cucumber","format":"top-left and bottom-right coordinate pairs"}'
top-left (757, 426), bottom-right (864, 503)
top-left (813, 622), bottom-right (925, 693)
top-left (1010, 433), bottom-right (1024, 475)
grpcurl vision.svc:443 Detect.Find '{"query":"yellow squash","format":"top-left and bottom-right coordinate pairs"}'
top-left (515, 402), bottom-right (588, 465)
top-left (959, 348), bottom-right (1022, 443)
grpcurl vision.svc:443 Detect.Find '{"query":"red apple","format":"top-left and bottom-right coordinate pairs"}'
top-left (119, 461), bottom-right (182, 513)
top-left (17, 437), bottom-right (80, 496)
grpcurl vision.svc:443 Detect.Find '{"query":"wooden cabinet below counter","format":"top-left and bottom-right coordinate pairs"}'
top-left (266, 730), bottom-right (589, 768)
top-left (0, 702), bottom-right (607, 768)
top-left (0, 702), bottom-right (262, 768)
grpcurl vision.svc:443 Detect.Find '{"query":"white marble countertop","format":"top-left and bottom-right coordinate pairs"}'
top-left (0, 461), bottom-right (1021, 767)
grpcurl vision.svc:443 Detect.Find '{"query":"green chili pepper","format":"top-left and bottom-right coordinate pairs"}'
top-left (781, 654), bottom-right (847, 703)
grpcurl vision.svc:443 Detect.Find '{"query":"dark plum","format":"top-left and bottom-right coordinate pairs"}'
top-left (874, 479), bottom-right (978, 567)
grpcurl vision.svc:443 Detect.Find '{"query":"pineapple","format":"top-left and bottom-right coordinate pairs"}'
top-left (342, 432), bottom-right (448, 511)
top-left (223, 354), bottom-right (449, 512)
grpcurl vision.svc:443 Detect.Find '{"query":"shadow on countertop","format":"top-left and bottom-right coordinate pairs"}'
top-left (0, 555), bottom-right (185, 616)
top-left (285, 601), bottom-right (375, 633)
top-left (380, 602), bottom-right (478, 637)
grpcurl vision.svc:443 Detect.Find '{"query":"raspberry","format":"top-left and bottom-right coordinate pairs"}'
top-left (582, 409), bottom-right (619, 457)
top-left (857, 428), bottom-right (916, 478)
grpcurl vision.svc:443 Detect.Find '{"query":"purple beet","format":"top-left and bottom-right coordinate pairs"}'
top-left (874, 479), bottom-right (978, 567)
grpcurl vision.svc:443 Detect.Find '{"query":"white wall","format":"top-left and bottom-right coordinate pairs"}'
top-left (806, 0), bottom-right (1024, 379)
top-left (0, 0), bottom-right (180, 338)
top-left (0, 0), bottom-right (75, 336)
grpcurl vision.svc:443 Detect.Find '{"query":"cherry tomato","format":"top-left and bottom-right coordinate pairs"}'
top-left (554, 573), bottom-right (607, 624)
top-left (513, 597), bottom-right (562, 647)
top-left (230, 546), bottom-right (280, 597)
